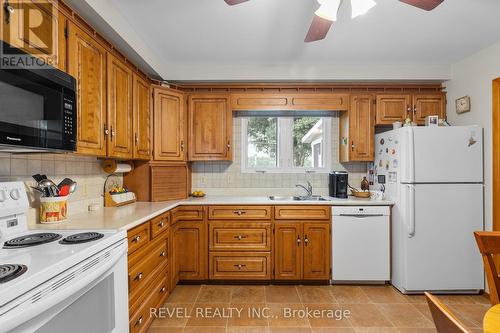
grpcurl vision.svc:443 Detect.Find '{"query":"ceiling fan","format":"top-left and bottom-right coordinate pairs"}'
top-left (224, 0), bottom-right (444, 42)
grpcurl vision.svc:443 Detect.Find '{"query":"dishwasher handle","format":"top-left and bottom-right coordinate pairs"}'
top-left (338, 214), bottom-right (385, 218)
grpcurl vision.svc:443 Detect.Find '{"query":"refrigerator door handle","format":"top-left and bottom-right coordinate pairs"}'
top-left (407, 128), bottom-right (415, 183)
top-left (407, 184), bottom-right (416, 238)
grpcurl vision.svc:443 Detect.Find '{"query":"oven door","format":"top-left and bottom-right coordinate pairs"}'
top-left (0, 67), bottom-right (76, 152)
top-left (1, 240), bottom-right (128, 333)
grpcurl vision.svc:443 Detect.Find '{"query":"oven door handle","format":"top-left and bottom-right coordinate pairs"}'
top-left (0, 241), bottom-right (127, 333)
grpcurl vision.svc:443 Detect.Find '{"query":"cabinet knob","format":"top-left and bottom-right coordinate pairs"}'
top-left (234, 264), bottom-right (246, 270)
top-left (296, 236), bottom-right (301, 246)
top-left (160, 251), bottom-right (166, 257)
top-left (158, 220), bottom-right (165, 227)
top-left (234, 210), bottom-right (246, 216)
top-left (160, 286), bottom-right (166, 293)
top-left (235, 234), bottom-right (247, 240)
top-left (135, 132), bottom-right (139, 144)
top-left (132, 235), bottom-right (140, 243)
top-left (180, 140), bottom-right (185, 151)
top-left (135, 272), bottom-right (143, 281)
top-left (304, 235), bottom-right (309, 246)
top-left (135, 316), bottom-right (143, 327)
top-left (351, 141), bottom-right (355, 151)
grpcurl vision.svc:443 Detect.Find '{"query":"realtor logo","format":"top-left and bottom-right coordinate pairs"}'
top-left (0, 0), bottom-right (58, 69)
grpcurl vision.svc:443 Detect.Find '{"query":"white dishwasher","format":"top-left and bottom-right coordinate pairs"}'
top-left (332, 206), bottom-right (390, 283)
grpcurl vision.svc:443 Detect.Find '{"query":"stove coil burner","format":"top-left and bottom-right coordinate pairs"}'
top-left (3, 233), bottom-right (62, 248)
top-left (0, 264), bottom-right (28, 283)
top-left (60, 232), bottom-right (104, 245)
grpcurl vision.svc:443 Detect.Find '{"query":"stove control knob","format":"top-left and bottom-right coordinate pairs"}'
top-left (0, 190), bottom-right (6, 202)
top-left (10, 188), bottom-right (20, 200)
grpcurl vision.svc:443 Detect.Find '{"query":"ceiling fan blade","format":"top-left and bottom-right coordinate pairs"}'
top-left (399, 0), bottom-right (444, 11)
top-left (224, 0), bottom-right (249, 5)
top-left (304, 15), bottom-right (333, 43)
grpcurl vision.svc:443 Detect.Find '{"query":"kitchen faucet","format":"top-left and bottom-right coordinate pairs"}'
top-left (296, 181), bottom-right (313, 199)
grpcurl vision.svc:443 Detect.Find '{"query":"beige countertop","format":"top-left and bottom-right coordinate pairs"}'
top-left (31, 196), bottom-right (394, 232)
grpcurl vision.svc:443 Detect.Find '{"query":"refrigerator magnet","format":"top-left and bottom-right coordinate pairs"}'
top-left (393, 160), bottom-right (398, 168)
top-left (388, 172), bottom-right (397, 183)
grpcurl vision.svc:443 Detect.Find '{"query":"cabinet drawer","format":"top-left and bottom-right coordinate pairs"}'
top-left (209, 252), bottom-right (271, 280)
top-left (151, 212), bottom-right (170, 238)
top-left (129, 237), bottom-right (167, 295)
top-left (209, 222), bottom-right (271, 251)
top-left (129, 266), bottom-right (169, 333)
top-left (127, 222), bottom-right (150, 254)
top-left (274, 206), bottom-right (331, 220)
top-left (171, 205), bottom-right (204, 224)
top-left (208, 206), bottom-right (271, 220)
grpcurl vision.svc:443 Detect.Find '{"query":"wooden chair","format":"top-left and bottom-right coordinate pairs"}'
top-left (474, 231), bottom-right (500, 305)
top-left (425, 292), bottom-right (471, 333)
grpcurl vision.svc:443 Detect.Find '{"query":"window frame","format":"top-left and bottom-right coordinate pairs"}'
top-left (241, 116), bottom-right (332, 174)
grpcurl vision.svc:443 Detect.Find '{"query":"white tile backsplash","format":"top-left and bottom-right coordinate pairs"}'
top-left (0, 153), bottom-right (121, 223)
top-left (191, 117), bottom-right (368, 197)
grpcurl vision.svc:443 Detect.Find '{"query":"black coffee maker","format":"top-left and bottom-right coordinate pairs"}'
top-left (329, 171), bottom-right (348, 198)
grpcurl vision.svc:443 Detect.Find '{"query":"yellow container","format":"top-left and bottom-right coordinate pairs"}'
top-left (40, 196), bottom-right (68, 223)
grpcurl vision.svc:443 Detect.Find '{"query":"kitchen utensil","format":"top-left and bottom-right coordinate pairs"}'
top-left (57, 178), bottom-right (73, 189)
top-left (58, 185), bottom-right (70, 197)
top-left (30, 186), bottom-right (45, 196)
top-left (32, 174), bottom-right (43, 182)
top-left (68, 181), bottom-right (77, 194)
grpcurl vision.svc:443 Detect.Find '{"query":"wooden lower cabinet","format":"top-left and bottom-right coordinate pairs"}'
top-left (209, 252), bottom-right (271, 280)
top-left (274, 221), bottom-right (331, 281)
top-left (172, 206), bottom-right (206, 281)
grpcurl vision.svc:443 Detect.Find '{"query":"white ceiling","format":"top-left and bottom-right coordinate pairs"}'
top-left (100, 0), bottom-right (500, 81)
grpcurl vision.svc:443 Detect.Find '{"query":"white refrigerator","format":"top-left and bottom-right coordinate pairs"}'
top-left (373, 126), bottom-right (484, 293)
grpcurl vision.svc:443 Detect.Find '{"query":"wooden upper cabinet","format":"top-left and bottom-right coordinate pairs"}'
top-left (231, 93), bottom-right (349, 111)
top-left (2, 0), bottom-right (58, 58)
top-left (153, 87), bottom-right (186, 161)
top-left (339, 95), bottom-right (375, 162)
top-left (303, 222), bottom-right (330, 280)
top-left (68, 22), bottom-right (107, 156)
top-left (188, 94), bottom-right (232, 161)
top-left (412, 94), bottom-right (446, 124)
top-left (375, 94), bottom-right (411, 125)
top-left (133, 74), bottom-right (151, 160)
top-left (107, 53), bottom-right (133, 159)
top-left (274, 222), bottom-right (302, 280)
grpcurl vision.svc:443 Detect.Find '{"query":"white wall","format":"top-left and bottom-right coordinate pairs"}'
top-left (444, 40), bottom-right (500, 231)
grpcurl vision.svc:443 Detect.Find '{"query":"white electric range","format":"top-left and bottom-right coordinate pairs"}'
top-left (0, 182), bottom-right (128, 333)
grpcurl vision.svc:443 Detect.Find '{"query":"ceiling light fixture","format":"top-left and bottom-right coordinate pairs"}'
top-left (315, 0), bottom-right (376, 21)
top-left (351, 0), bottom-right (377, 18)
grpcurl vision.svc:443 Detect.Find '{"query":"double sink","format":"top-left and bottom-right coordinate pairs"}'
top-left (268, 195), bottom-right (328, 201)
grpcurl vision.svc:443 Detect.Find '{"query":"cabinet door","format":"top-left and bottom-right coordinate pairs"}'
top-left (303, 222), bottom-right (331, 280)
top-left (274, 222), bottom-right (302, 280)
top-left (375, 94), bottom-right (411, 125)
top-left (188, 94), bottom-right (232, 161)
top-left (2, 0), bottom-right (58, 59)
top-left (174, 221), bottom-right (206, 280)
top-left (68, 23), bottom-right (107, 156)
top-left (349, 95), bottom-right (375, 161)
top-left (133, 74), bottom-right (151, 160)
top-left (153, 87), bottom-right (186, 161)
top-left (412, 94), bottom-right (446, 124)
top-left (107, 53), bottom-right (133, 158)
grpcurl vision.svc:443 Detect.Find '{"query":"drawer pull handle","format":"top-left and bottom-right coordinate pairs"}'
top-left (234, 211), bottom-right (246, 216)
top-left (134, 273), bottom-right (143, 281)
top-left (234, 264), bottom-right (247, 270)
top-left (158, 220), bottom-right (165, 227)
top-left (132, 235), bottom-right (140, 243)
top-left (234, 235), bottom-right (248, 240)
top-left (160, 286), bottom-right (166, 293)
top-left (297, 236), bottom-right (301, 246)
top-left (160, 251), bottom-right (166, 257)
top-left (135, 316), bottom-right (143, 327)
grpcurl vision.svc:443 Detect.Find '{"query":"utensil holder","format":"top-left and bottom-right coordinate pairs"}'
top-left (40, 196), bottom-right (68, 223)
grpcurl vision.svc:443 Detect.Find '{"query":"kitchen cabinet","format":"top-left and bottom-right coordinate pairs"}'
top-left (68, 22), bottom-right (107, 156)
top-left (412, 94), bottom-right (446, 124)
top-left (133, 73), bottom-right (151, 160)
top-left (171, 206), bottom-right (206, 281)
top-left (1, 0), bottom-right (62, 67)
top-left (275, 221), bottom-right (330, 281)
top-left (274, 222), bottom-right (303, 280)
top-left (107, 53), bottom-right (133, 159)
top-left (375, 93), bottom-right (445, 125)
top-left (153, 87), bottom-right (186, 161)
top-left (231, 93), bottom-right (349, 111)
top-left (340, 95), bottom-right (375, 162)
top-left (188, 94), bottom-right (232, 161)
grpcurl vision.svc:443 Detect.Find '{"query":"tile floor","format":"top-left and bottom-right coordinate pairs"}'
top-left (147, 284), bottom-right (490, 333)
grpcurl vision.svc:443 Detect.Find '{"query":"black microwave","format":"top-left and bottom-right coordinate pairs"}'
top-left (0, 41), bottom-right (77, 152)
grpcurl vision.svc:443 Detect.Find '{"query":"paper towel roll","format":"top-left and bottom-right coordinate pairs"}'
top-left (102, 159), bottom-right (133, 174)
